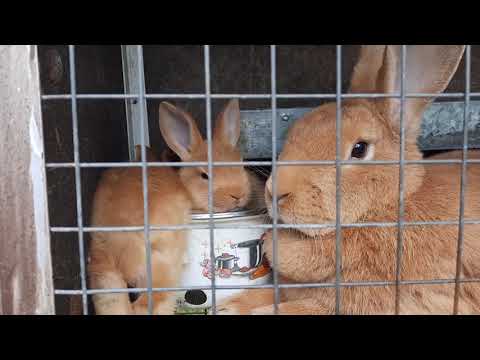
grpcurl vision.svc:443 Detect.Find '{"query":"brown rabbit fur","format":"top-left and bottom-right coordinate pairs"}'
top-left (221, 45), bottom-right (480, 315)
top-left (88, 99), bottom-right (264, 315)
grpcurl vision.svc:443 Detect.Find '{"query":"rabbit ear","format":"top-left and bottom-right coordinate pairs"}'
top-left (349, 45), bottom-right (390, 94)
top-left (158, 102), bottom-right (203, 161)
top-left (214, 99), bottom-right (241, 148)
top-left (374, 45), bottom-right (465, 136)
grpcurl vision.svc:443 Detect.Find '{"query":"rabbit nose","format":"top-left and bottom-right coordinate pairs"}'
top-left (230, 195), bottom-right (240, 201)
top-left (266, 179), bottom-right (290, 204)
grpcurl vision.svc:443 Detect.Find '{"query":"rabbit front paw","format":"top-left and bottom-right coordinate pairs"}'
top-left (251, 304), bottom-right (276, 315)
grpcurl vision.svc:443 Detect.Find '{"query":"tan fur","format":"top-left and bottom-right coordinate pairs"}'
top-left (224, 45), bottom-right (480, 315)
top-left (88, 99), bottom-right (264, 315)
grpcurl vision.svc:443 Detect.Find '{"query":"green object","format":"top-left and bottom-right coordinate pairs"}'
top-left (174, 304), bottom-right (210, 315)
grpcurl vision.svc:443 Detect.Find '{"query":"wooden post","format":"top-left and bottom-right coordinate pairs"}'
top-left (0, 45), bottom-right (55, 314)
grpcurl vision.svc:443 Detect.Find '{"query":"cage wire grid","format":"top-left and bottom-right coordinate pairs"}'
top-left (43, 45), bottom-right (478, 315)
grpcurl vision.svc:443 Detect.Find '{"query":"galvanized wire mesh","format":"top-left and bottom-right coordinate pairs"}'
top-left (44, 45), bottom-right (477, 315)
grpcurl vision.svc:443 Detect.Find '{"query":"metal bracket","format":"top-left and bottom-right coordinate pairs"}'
top-left (121, 45), bottom-right (150, 161)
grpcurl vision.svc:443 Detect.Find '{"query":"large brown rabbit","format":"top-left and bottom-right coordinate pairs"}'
top-left (88, 99), bottom-right (265, 315)
top-left (221, 45), bottom-right (480, 315)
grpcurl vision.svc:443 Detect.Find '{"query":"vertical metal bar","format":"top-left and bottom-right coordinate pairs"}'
top-left (137, 45), bottom-right (153, 315)
top-left (394, 45), bottom-right (407, 315)
top-left (68, 45), bottom-right (88, 315)
top-left (334, 45), bottom-right (343, 315)
top-left (270, 45), bottom-right (280, 314)
top-left (204, 45), bottom-right (217, 314)
top-left (453, 45), bottom-right (471, 315)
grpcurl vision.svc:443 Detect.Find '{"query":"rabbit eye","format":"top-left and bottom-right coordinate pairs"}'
top-left (351, 142), bottom-right (369, 159)
top-left (201, 172), bottom-right (209, 180)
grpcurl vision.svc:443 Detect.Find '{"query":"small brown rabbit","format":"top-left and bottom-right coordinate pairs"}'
top-left (221, 45), bottom-right (480, 315)
top-left (88, 99), bottom-right (264, 315)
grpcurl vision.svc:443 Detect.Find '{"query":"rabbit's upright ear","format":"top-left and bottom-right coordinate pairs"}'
top-left (159, 102), bottom-right (203, 161)
top-left (349, 45), bottom-right (390, 94)
top-left (373, 45), bottom-right (466, 136)
top-left (214, 99), bottom-right (241, 148)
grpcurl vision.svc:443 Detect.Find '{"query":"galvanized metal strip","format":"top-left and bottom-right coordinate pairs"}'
top-left (239, 101), bottom-right (480, 159)
top-left (121, 45), bottom-right (151, 161)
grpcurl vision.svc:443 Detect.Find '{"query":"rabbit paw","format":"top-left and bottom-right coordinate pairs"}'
top-left (251, 304), bottom-right (276, 315)
top-left (215, 306), bottom-right (241, 315)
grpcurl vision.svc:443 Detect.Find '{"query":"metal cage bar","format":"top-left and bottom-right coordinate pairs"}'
top-left (394, 45), bottom-right (407, 315)
top-left (68, 45), bottom-right (89, 315)
top-left (41, 92), bottom-right (480, 101)
top-left (136, 45), bottom-right (154, 315)
top-left (54, 276), bottom-right (480, 296)
top-left (204, 45), bottom-right (218, 314)
top-left (270, 45), bottom-right (280, 314)
top-left (334, 45), bottom-right (343, 314)
top-left (453, 45), bottom-right (472, 314)
top-left (49, 219), bottom-right (480, 233)
top-left (44, 159), bottom-right (480, 169)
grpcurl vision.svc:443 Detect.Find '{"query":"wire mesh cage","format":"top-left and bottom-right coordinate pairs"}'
top-left (13, 44), bottom-right (480, 315)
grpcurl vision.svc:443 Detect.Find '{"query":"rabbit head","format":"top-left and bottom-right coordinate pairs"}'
top-left (159, 99), bottom-right (251, 212)
top-left (265, 45), bottom-right (466, 237)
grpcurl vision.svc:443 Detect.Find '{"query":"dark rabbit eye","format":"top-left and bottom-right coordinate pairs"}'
top-left (351, 142), bottom-right (369, 159)
top-left (201, 172), bottom-right (209, 180)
